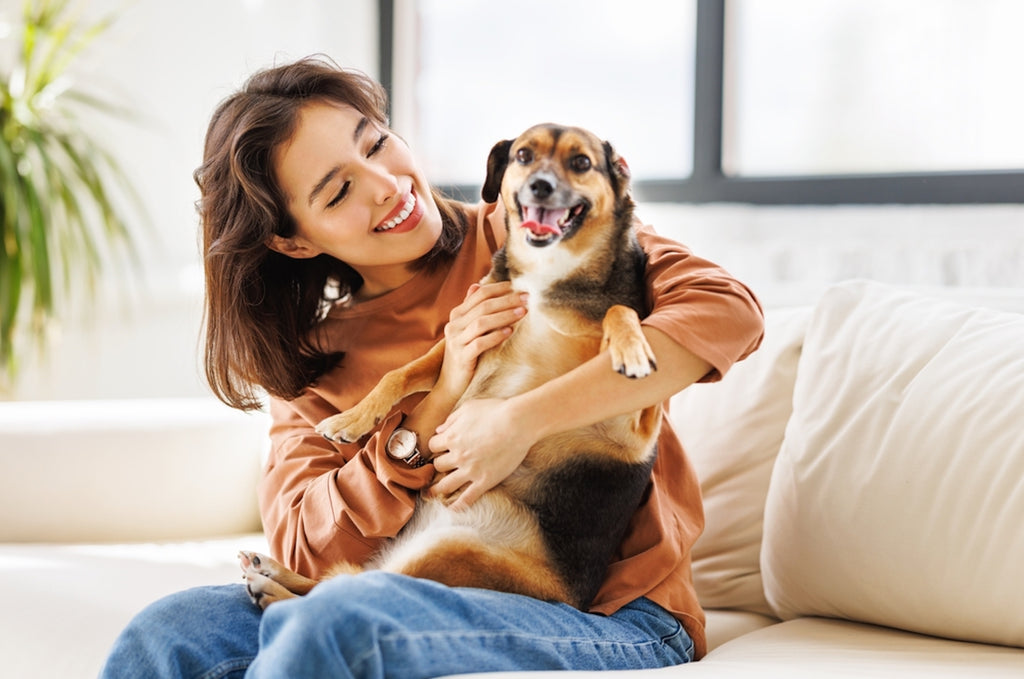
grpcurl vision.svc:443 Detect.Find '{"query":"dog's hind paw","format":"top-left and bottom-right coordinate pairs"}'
top-left (239, 551), bottom-right (291, 609)
top-left (315, 409), bottom-right (381, 444)
top-left (239, 551), bottom-right (316, 609)
top-left (243, 569), bottom-right (295, 609)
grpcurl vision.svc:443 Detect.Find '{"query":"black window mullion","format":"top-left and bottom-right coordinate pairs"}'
top-left (378, 0), bottom-right (394, 112)
top-left (691, 0), bottom-right (726, 187)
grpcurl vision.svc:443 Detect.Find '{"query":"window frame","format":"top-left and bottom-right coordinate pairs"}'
top-left (379, 0), bottom-right (1024, 205)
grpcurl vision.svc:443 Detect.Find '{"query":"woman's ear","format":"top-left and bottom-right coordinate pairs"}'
top-left (266, 234), bottom-right (320, 259)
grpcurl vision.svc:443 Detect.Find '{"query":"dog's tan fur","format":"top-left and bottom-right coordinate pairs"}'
top-left (241, 124), bottom-right (660, 611)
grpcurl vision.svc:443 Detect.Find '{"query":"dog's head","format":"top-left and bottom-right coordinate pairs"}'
top-left (482, 124), bottom-right (633, 250)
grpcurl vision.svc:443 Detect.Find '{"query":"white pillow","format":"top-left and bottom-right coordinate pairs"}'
top-left (761, 280), bottom-right (1024, 648)
top-left (674, 306), bottom-right (809, 616)
top-left (0, 398), bottom-right (268, 542)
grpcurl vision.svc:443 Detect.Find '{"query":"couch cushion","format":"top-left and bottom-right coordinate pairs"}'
top-left (702, 609), bottom-right (778, 653)
top-left (0, 534), bottom-right (267, 679)
top-left (762, 280), bottom-right (1024, 648)
top-left (448, 617), bottom-right (1024, 679)
top-left (672, 306), bottom-right (808, 617)
top-left (702, 618), bottom-right (1024, 678)
top-left (0, 398), bottom-right (269, 542)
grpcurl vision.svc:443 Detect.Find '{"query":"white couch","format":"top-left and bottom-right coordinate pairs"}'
top-left (2, 279), bottom-right (1023, 678)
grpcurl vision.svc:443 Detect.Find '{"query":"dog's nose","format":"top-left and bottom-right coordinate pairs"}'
top-left (529, 178), bottom-right (554, 200)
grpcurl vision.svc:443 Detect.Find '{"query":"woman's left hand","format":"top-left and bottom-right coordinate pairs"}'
top-left (426, 398), bottom-right (536, 511)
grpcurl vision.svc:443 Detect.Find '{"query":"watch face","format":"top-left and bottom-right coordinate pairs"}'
top-left (388, 428), bottom-right (417, 459)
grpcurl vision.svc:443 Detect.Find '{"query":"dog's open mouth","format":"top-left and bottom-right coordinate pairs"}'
top-left (520, 202), bottom-right (588, 246)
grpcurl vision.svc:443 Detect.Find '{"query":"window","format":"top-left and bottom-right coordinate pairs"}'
top-left (386, 0), bottom-right (695, 193)
top-left (724, 0), bottom-right (1024, 176)
top-left (381, 0), bottom-right (1024, 204)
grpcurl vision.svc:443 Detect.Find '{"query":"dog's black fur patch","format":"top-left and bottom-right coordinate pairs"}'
top-left (548, 236), bottom-right (649, 322)
top-left (526, 449), bottom-right (658, 608)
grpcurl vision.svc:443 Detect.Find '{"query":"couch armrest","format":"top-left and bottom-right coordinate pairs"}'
top-left (0, 398), bottom-right (268, 542)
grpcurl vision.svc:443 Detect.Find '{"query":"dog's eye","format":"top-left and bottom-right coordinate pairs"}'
top-left (570, 155), bottom-right (592, 173)
top-left (516, 148), bottom-right (534, 164)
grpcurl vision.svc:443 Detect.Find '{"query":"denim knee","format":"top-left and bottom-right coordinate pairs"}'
top-left (99, 584), bottom-right (259, 679)
top-left (250, 572), bottom-right (452, 678)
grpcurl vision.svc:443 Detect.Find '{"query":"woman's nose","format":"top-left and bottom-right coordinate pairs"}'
top-left (364, 162), bottom-right (400, 205)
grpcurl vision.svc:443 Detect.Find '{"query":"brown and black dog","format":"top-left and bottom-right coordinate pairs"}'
top-left (240, 123), bottom-right (661, 611)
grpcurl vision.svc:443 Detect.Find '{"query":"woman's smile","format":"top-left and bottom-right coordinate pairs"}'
top-left (375, 189), bottom-right (424, 233)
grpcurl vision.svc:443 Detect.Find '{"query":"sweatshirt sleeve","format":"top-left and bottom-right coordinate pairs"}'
top-left (258, 391), bottom-right (434, 579)
top-left (636, 224), bottom-right (764, 382)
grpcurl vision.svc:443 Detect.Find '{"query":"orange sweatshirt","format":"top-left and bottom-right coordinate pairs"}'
top-left (258, 201), bottom-right (764, 659)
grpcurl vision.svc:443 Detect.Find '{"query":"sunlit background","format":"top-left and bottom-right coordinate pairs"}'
top-left (1, 0), bottom-right (1021, 400)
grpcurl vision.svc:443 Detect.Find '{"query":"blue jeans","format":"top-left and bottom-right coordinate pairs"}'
top-left (99, 571), bottom-right (694, 678)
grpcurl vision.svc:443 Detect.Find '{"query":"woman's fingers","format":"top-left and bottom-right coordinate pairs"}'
top-left (451, 282), bottom-right (523, 324)
top-left (446, 284), bottom-right (527, 354)
top-left (431, 283), bottom-right (528, 422)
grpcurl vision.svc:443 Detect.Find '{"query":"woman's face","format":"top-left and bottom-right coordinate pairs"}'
top-left (270, 101), bottom-right (444, 300)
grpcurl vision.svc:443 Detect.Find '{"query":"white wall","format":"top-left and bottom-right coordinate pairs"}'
top-left (638, 203), bottom-right (1024, 310)
top-left (4, 0), bottom-right (379, 401)
top-left (4, 1), bottom-right (1022, 401)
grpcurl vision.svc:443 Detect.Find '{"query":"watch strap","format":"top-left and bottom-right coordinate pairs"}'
top-left (401, 448), bottom-right (429, 468)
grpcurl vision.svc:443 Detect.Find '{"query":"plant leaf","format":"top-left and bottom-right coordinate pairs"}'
top-left (1, 0), bottom-right (146, 384)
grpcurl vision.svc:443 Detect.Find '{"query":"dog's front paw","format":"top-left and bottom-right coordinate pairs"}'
top-left (610, 335), bottom-right (657, 379)
top-left (315, 408), bottom-right (382, 444)
top-left (602, 305), bottom-right (657, 379)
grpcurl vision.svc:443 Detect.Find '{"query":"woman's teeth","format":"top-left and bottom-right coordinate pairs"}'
top-left (376, 193), bottom-right (417, 232)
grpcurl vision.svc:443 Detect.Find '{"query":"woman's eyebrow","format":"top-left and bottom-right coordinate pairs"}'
top-left (307, 116), bottom-right (371, 207)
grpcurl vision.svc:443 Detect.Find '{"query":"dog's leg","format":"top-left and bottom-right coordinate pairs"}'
top-left (316, 339), bottom-right (447, 443)
top-left (239, 551), bottom-right (318, 609)
top-left (401, 540), bottom-right (573, 607)
top-left (600, 305), bottom-right (657, 379)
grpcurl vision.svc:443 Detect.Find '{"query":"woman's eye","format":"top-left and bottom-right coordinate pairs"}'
top-left (327, 182), bottom-right (350, 208)
top-left (516, 148), bottom-right (533, 164)
top-left (325, 133), bottom-right (388, 209)
top-left (368, 133), bottom-right (389, 156)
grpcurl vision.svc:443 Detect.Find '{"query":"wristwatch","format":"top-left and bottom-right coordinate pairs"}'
top-left (386, 427), bottom-right (429, 468)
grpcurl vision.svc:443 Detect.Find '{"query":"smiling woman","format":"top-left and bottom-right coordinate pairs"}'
top-left (195, 63), bottom-right (469, 411)
top-left (267, 102), bottom-right (443, 292)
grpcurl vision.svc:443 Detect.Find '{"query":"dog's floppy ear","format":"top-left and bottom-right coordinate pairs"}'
top-left (482, 139), bottom-right (513, 203)
top-left (602, 141), bottom-right (632, 200)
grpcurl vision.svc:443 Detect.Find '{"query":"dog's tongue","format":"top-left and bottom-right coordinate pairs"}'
top-left (521, 206), bottom-right (568, 237)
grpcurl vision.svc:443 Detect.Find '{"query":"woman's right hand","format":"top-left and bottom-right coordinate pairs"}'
top-left (434, 281), bottom-right (528, 402)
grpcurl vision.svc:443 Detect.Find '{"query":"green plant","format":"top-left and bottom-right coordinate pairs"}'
top-left (0, 0), bottom-right (143, 385)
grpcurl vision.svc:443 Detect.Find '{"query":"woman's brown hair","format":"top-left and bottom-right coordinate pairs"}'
top-left (195, 55), bottom-right (467, 411)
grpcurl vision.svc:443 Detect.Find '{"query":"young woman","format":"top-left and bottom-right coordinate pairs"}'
top-left (100, 55), bottom-right (763, 678)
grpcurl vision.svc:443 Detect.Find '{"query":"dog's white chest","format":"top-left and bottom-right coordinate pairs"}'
top-left (510, 244), bottom-right (585, 301)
